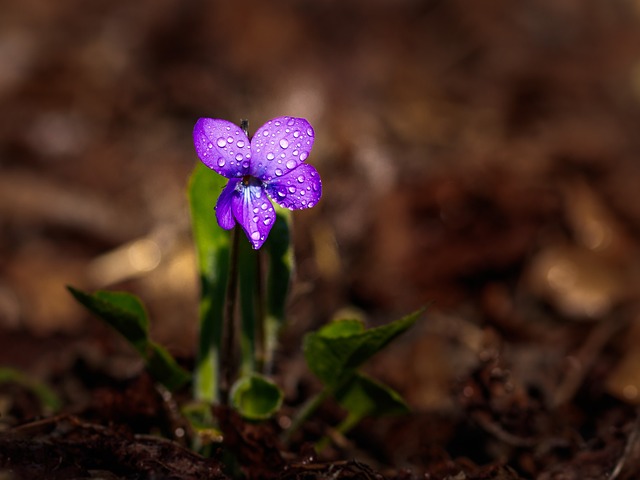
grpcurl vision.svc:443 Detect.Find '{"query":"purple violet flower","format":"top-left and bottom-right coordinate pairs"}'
top-left (193, 116), bottom-right (322, 249)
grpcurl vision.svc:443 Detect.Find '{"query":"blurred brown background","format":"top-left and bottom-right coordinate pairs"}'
top-left (3, 0), bottom-right (640, 411)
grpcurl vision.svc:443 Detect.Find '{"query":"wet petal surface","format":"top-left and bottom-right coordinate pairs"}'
top-left (215, 178), bottom-right (240, 230)
top-left (250, 117), bottom-right (314, 181)
top-left (232, 180), bottom-right (276, 249)
top-left (193, 118), bottom-right (252, 178)
top-left (265, 163), bottom-right (322, 210)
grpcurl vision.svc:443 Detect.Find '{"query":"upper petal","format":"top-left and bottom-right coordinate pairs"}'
top-left (250, 116), bottom-right (314, 181)
top-left (215, 178), bottom-right (240, 230)
top-left (265, 163), bottom-right (322, 210)
top-left (193, 118), bottom-right (252, 178)
top-left (232, 182), bottom-right (276, 249)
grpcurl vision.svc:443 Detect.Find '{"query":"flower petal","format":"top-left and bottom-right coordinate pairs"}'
top-left (232, 183), bottom-right (276, 249)
top-left (215, 178), bottom-right (240, 230)
top-left (193, 118), bottom-right (252, 178)
top-left (265, 163), bottom-right (322, 210)
top-left (250, 116), bottom-right (315, 181)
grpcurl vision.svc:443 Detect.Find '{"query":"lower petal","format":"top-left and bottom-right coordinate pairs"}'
top-left (215, 179), bottom-right (240, 230)
top-left (264, 163), bottom-right (322, 210)
top-left (232, 183), bottom-right (276, 249)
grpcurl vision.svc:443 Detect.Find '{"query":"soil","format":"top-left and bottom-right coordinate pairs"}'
top-left (3, 0), bottom-right (640, 478)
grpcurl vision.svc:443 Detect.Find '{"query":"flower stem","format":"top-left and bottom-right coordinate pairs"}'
top-left (219, 224), bottom-right (240, 405)
top-left (254, 250), bottom-right (266, 373)
top-left (282, 388), bottom-right (331, 445)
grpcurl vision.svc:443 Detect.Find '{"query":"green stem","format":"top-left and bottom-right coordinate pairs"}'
top-left (219, 225), bottom-right (240, 405)
top-left (282, 388), bottom-right (331, 445)
top-left (254, 250), bottom-right (266, 373)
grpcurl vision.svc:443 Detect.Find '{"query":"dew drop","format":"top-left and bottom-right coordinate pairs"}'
top-left (263, 217), bottom-right (272, 226)
top-left (216, 138), bottom-right (227, 147)
top-left (253, 207), bottom-right (259, 213)
top-left (235, 153), bottom-right (243, 161)
top-left (288, 186), bottom-right (296, 193)
top-left (301, 199), bottom-right (307, 205)
top-left (237, 140), bottom-right (245, 148)
top-left (279, 139), bottom-right (289, 149)
top-left (287, 118), bottom-right (295, 126)
top-left (267, 153), bottom-right (275, 160)
top-left (217, 158), bottom-right (226, 167)
top-left (262, 130), bottom-right (270, 136)
top-left (300, 190), bottom-right (306, 196)
top-left (207, 142), bottom-right (213, 149)
top-left (306, 128), bottom-right (313, 136)
top-left (252, 216), bottom-right (259, 223)
top-left (251, 231), bottom-right (260, 240)
top-left (297, 175), bottom-right (304, 183)
top-left (277, 190), bottom-right (286, 198)
top-left (274, 121), bottom-right (281, 126)
top-left (308, 202), bottom-right (314, 208)
top-left (300, 152), bottom-right (308, 161)
top-left (227, 136), bottom-right (234, 143)
top-left (274, 168), bottom-right (282, 176)
top-left (261, 203), bottom-right (268, 210)
top-left (286, 159), bottom-right (296, 169)
top-left (293, 130), bottom-right (300, 138)
top-left (293, 150), bottom-right (299, 156)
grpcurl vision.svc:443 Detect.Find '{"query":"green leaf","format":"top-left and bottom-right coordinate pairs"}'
top-left (334, 373), bottom-right (408, 418)
top-left (188, 162), bottom-right (231, 403)
top-left (264, 209), bottom-right (293, 368)
top-left (230, 373), bottom-right (284, 421)
top-left (303, 309), bottom-right (423, 389)
top-left (0, 368), bottom-right (62, 413)
top-left (67, 286), bottom-right (190, 391)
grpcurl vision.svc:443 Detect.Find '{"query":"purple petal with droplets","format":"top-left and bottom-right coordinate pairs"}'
top-left (193, 118), bottom-right (252, 178)
top-left (265, 163), bottom-right (322, 211)
top-left (231, 182), bottom-right (276, 249)
top-left (215, 178), bottom-right (240, 230)
top-left (250, 116), bottom-right (315, 181)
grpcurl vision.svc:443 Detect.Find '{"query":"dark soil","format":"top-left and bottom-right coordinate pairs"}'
top-left (3, 0), bottom-right (640, 478)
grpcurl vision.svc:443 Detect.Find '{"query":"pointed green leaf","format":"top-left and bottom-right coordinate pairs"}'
top-left (67, 286), bottom-right (190, 391)
top-left (303, 309), bottom-right (423, 388)
top-left (188, 162), bottom-right (231, 403)
top-left (230, 373), bottom-right (284, 421)
top-left (334, 372), bottom-right (409, 418)
top-left (67, 287), bottom-right (149, 350)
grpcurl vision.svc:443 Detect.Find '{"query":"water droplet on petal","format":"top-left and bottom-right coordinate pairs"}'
top-left (275, 168), bottom-right (283, 176)
top-left (261, 203), bottom-right (267, 210)
top-left (293, 130), bottom-right (300, 138)
top-left (251, 231), bottom-right (260, 240)
top-left (227, 136), bottom-right (234, 143)
top-left (252, 216), bottom-right (259, 223)
top-left (286, 159), bottom-right (296, 169)
top-left (287, 118), bottom-right (295, 126)
top-left (216, 138), bottom-right (227, 147)
top-left (300, 190), bottom-right (306, 196)
top-left (288, 186), bottom-right (296, 193)
top-left (293, 150), bottom-right (299, 156)
top-left (236, 140), bottom-right (245, 148)
top-left (300, 152), bottom-right (308, 161)
top-left (277, 189), bottom-right (286, 198)
top-left (279, 139), bottom-right (289, 149)
top-left (253, 207), bottom-right (259, 213)
top-left (262, 130), bottom-right (270, 136)
top-left (263, 217), bottom-right (272, 225)
top-left (306, 127), bottom-right (313, 136)
top-left (308, 202), bottom-right (314, 208)
top-left (207, 142), bottom-right (213, 149)
top-left (267, 153), bottom-right (275, 160)
top-left (236, 153), bottom-right (243, 161)
top-left (297, 175), bottom-right (304, 183)
top-left (217, 158), bottom-right (226, 167)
